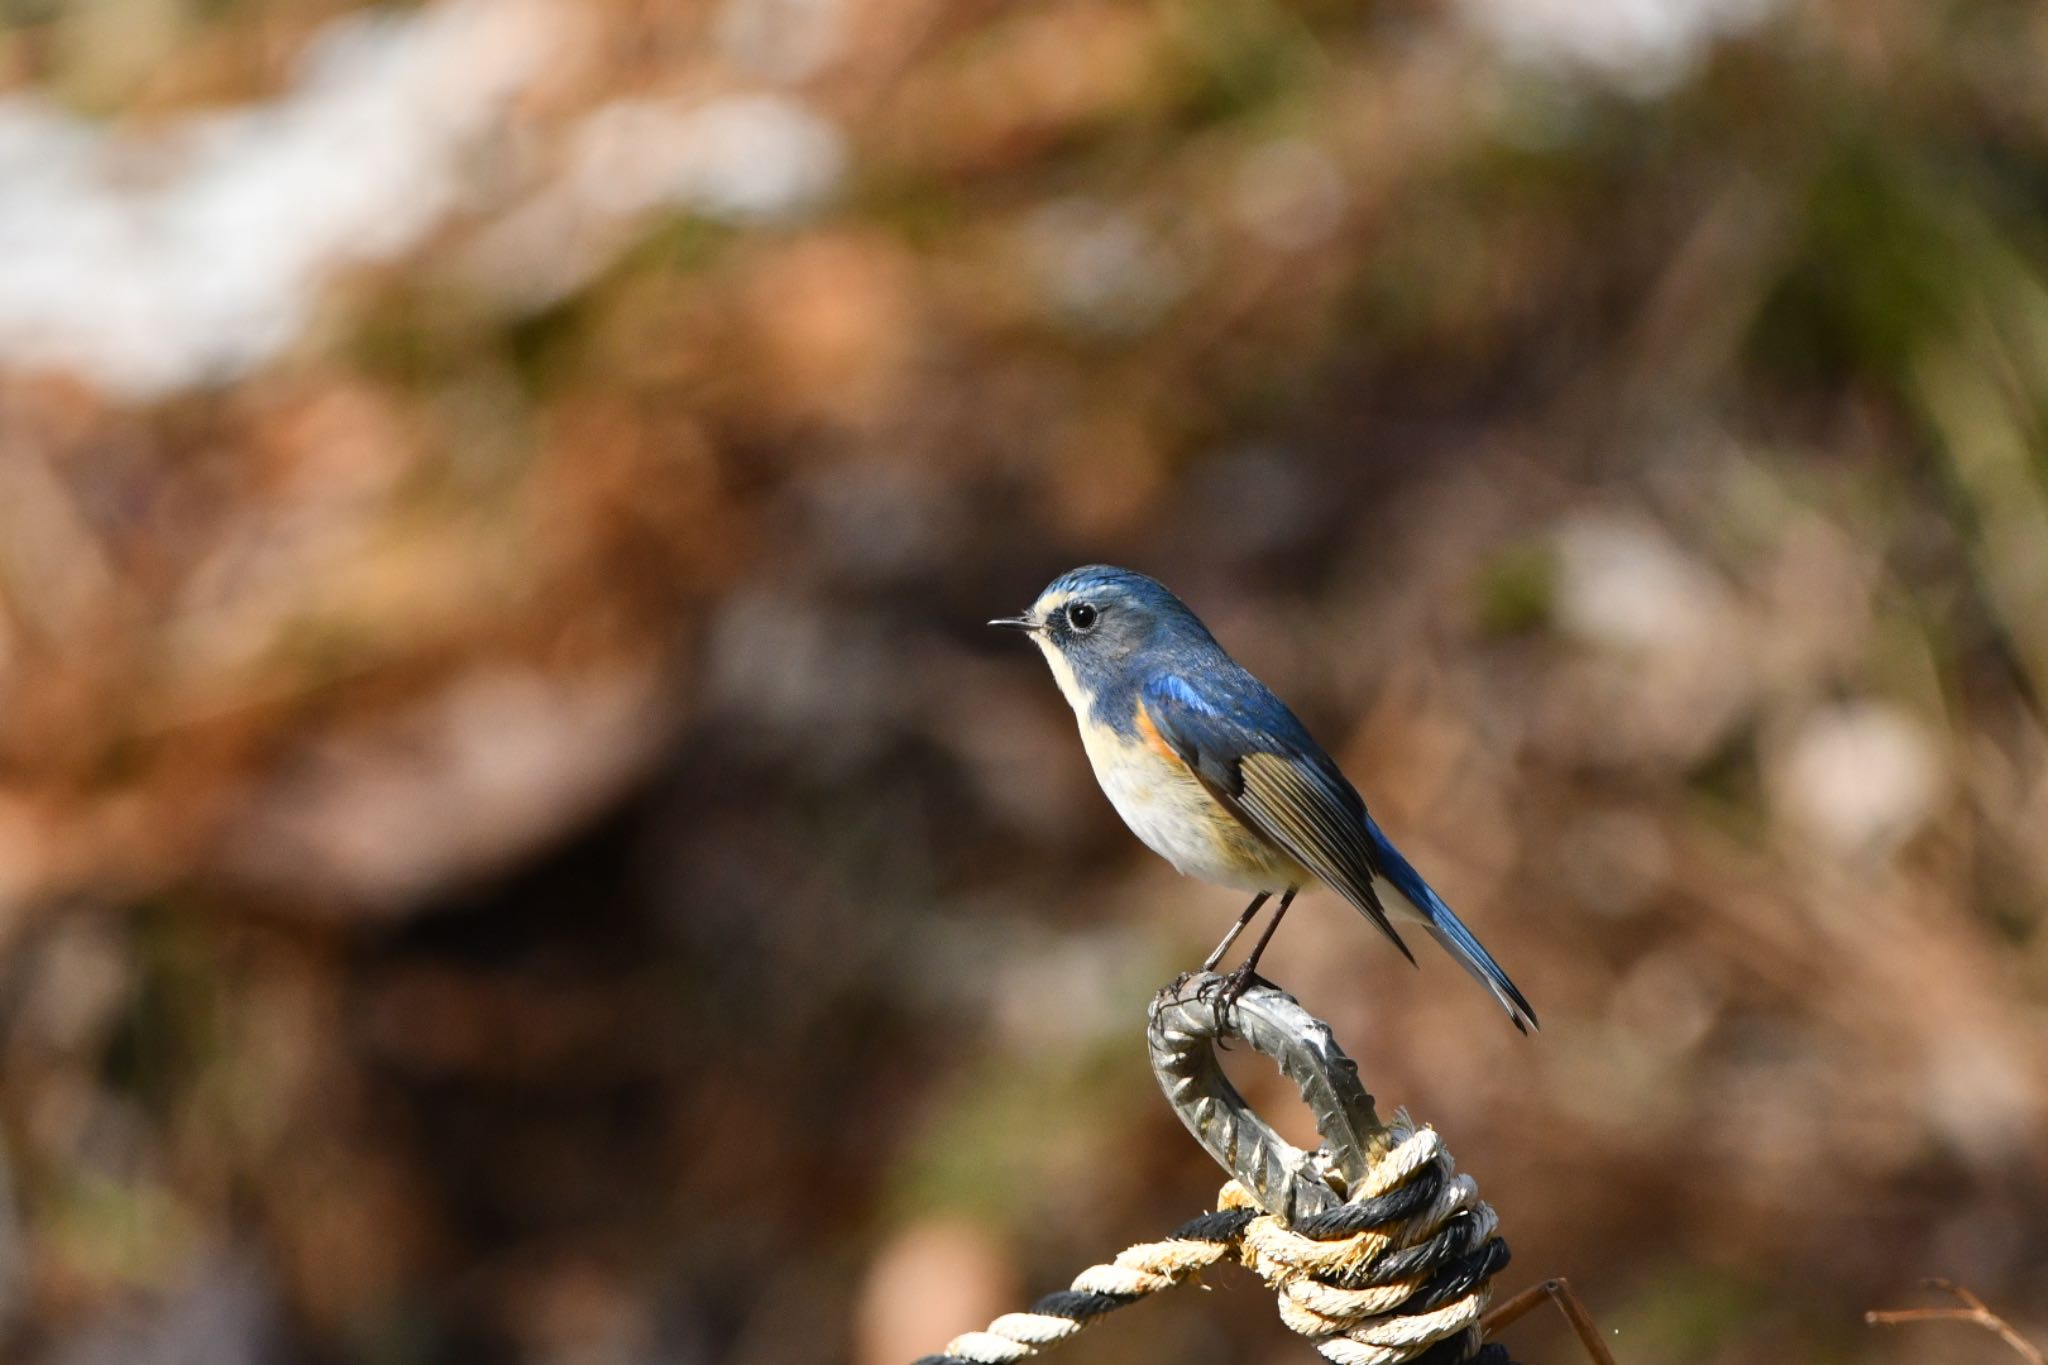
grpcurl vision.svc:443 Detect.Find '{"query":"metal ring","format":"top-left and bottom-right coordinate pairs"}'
top-left (1147, 972), bottom-right (1389, 1222)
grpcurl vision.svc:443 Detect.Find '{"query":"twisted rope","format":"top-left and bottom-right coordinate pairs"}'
top-left (913, 1119), bottom-right (1514, 1365)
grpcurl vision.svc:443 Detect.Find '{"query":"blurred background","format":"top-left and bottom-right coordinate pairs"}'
top-left (0, 0), bottom-right (2045, 1362)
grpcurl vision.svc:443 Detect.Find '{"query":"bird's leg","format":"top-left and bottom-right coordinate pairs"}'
top-left (1200, 892), bottom-right (1270, 973)
top-left (1214, 887), bottom-right (1297, 1011)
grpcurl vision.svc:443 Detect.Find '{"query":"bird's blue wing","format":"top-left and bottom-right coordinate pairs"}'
top-left (1144, 670), bottom-right (1538, 1032)
top-left (1138, 672), bottom-right (1414, 964)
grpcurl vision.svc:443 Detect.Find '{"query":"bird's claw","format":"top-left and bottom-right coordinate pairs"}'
top-left (1194, 964), bottom-right (1266, 1033)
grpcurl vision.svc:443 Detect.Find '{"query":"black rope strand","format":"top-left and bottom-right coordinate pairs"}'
top-left (1414, 1334), bottom-right (1517, 1365)
top-left (1408, 1238), bottom-right (1514, 1314)
top-left (1290, 1165), bottom-right (1444, 1238)
top-left (1335, 1210), bottom-right (1481, 1288)
top-left (1170, 1208), bottom-right (1257, 1242)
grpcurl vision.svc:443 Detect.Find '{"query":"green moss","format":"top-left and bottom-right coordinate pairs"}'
top-left (1616, 1271), bottom-right (1763, 1359)
top-left (1684, 721), bottom-right (1767, 840)
top-left (1161, 0), bottom-right (1328, 128)
top-left (1749, 144), bottom-right (1972, 388)
top-left (100, 902), bottom-right (225, 1117)
top-left (1474, 539), bottom-right (1558, 637)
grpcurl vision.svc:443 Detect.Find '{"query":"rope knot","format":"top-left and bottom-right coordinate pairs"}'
top-left (913, 976), bottom-right (1517, 1365)
top-left (1218, 1118), bottom-right (1510, 1364)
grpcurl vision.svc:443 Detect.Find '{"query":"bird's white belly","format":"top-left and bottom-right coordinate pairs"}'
top-left (1081, 727), bottom-right (1300, 892)
top-left (1032, 630), bottom-right (1300, 892)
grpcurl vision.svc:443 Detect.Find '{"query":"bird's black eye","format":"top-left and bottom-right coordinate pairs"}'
top-left (1066, 601), bottom-right (1099, 632)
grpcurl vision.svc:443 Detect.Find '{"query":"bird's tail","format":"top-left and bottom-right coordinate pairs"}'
top-left (1364, 815), bottom-right (1539, 1033)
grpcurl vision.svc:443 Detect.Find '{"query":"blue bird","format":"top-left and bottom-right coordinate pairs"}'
top-left (993, 565), bottom-right (1536, 1031)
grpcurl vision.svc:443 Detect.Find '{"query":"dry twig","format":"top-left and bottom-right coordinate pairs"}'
top-left (1867, 1279), bottom-right (2044, 1364)
top-left (1482, 1278), bottom-right (1620, 1365)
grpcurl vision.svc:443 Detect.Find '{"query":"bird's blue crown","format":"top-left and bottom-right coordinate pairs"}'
top-left (1041, 565), bottom-right (1192, 616)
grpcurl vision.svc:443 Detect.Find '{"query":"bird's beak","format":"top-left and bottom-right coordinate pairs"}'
top-left (988, 614), bottom-right (1038, 632)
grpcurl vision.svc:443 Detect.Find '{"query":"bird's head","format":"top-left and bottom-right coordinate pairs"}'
top-left (990, 565), bottom-right (1213, 710)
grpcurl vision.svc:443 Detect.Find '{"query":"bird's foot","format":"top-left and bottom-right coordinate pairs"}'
top-left (1195, 962), bottom-right (1266, 1031)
